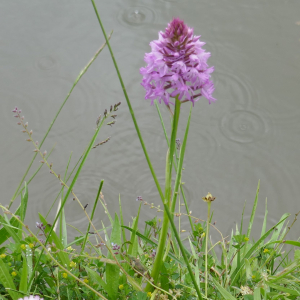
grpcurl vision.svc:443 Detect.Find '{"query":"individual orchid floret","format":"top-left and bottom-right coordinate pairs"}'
top-left (18, 296), bottom-right (44, 300)
top-left (140, 18), bottom-right (216, 106)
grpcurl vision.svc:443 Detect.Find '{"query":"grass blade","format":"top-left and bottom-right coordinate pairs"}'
top-left (106, 213), bottom-right (121, 300)
top-left (19, 254), bottom-right (28, 294)
top-left (260, 198), bottom-right (268, 244)
top-left (247, 180), bottom-right (260, 238)
top-left (81, 180), bottom-right (103, 253)
top-left (210, 277), bottom-right (237, 300)
top-left (128, 202), bottom-right (142, 256)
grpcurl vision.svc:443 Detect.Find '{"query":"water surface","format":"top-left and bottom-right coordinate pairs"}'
top-left (1, 0), bottom-right (300, 242)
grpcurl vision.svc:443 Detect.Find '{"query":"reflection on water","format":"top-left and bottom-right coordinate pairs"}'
top-left (0, 0), bottom-right (300, 240)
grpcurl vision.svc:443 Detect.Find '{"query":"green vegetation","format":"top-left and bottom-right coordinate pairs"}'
top-left (1, 1), bottom-right (299, 299)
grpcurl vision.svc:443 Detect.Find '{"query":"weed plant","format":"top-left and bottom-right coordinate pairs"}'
top-left (1, 2), bottom-right (300, 300)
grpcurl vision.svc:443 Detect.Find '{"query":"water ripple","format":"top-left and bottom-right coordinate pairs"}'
top-left (220, 109), bottom-right (268, 143)
top-left (35, 55), bottom-right (58, 71)
top-left (117, 6), bottom-right (156, 28)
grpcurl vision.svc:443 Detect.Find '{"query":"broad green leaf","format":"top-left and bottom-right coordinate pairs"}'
top-left (25, 247), bottom-right (33, 290)
top-left (19, 254), bottom-right (28, 294)
top-left (0, 258), bottom-right (22, 299)
top-left (253, 288), bottom-right (261, 300)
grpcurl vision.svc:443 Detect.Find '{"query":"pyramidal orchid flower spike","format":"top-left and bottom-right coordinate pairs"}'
top-left (140, 18), bottom-right (216, 106)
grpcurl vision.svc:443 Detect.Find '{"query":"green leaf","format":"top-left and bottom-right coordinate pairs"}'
top-left (25, 247), bottom-right (33, 291)
top-left (210, 276), bottom-right (237, 300)
top-left (245, 258), bottom-right (252, 280)
top-left (0, 258), bottom-right (22, 299)
top-left (19, 254), bottom-right (28, 294)
top-left (1, 214), bottom-right (21, 244)
top-left (119, 194), bottom-right (127, 251)
top-left (267, 283), bottom-right (300, 296)
top-left (82, 180), bottom-right (103, 253)
top-left (284, 240), bottom-right (300, 247)
top-left (19, 182), bottom-right (28, 223)
top-left (260, 198), bottom-right (268, 245)
top-left (106, 213), bottom-right (121, 300)
top-left (128, 203), bottom-right (141, 256)
top-left (85, 266), bottom-right (107, 290)
top-left (247, 181), bottom-right (260, 238)
top-left (253, 288), bottom-right (261, 300)
top-left (294, 249), bottom-right (300, 260)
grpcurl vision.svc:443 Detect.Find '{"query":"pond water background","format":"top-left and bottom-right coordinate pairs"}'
top-left (1, 0), bottom-right (300, 243)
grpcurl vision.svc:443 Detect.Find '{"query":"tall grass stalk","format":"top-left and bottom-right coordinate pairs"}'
top-left (90, 0), bottom-right (165, 204)
top-left (205, 201), bottom-right (211, 298)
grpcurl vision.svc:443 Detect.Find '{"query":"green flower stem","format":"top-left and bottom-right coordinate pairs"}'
top-left (90, 0), bottom-right (164, 203)
top-left (205, 201), bottom-right (212, 298)
top-left (145, 97), bottom-right (181, 291)
top-left (155, 102), bottom-right (194, 231)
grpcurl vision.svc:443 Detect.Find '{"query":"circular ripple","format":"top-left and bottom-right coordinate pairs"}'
top-left (220, 110), bottom-right (267, 143)
top-left (117, 6), bottom-right (155, 27)
top-left (214, 70), bottom-right (258, 108)
top-left (36, 55), bottom-right (58, 71)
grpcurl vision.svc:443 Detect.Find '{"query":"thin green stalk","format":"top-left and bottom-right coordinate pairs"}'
top-left (170, 103), bottom-right (191, 215)
top-left (205, 201), bottom-right (211, 298)
top-left (164, 204), bottom-right (203, 300)
top-left (81, 180), bottom-right (104, 253)
top-left (9, 32), bottom-right (112, 209)
top-left (155, 101), bottom-right (194, 231)
top-left (145, 98), bottom-right (181, 291)
top-left (90, 0), bottom-right (164, 203)
top-left (147, 151), bottom-right (170, 289)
